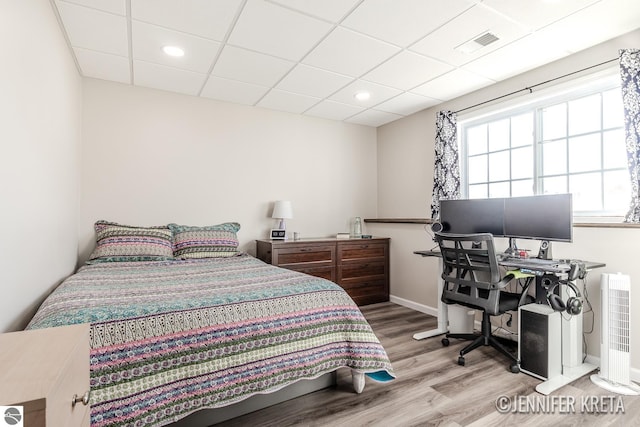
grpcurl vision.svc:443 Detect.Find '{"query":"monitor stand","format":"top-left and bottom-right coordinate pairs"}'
top-left (504, 237), bottom-right (518, 256)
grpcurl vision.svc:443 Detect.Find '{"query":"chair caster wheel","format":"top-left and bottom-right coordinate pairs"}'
top-left (457, 356), bottom-right (465, 366)
top-left (510, 364), bottom-right (520, 374)
top-left (442, 338), bottom-right (449, 346)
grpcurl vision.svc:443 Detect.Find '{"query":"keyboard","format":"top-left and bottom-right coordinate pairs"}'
top-left (514, 257), bottom-right (557, 265)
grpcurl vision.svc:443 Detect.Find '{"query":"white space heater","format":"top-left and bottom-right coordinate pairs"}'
top-left (591, 273), bottom-right (640, 395)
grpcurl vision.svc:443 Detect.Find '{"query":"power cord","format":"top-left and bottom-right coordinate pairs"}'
top-left (578, 270), bottom-right (594, 363)
top-left (423, 223), bottom-right (439, 251)
top-left (493, 313), bottom-right (518, 340)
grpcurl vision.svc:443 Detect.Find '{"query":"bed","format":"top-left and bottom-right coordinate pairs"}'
top-left (26, 221), bottom-right (395, 427)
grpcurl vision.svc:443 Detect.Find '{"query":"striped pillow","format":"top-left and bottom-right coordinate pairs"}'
top-left (89, 221), bottom-right (174, 262)
top-left (169, 222), bottom-right (240, 259)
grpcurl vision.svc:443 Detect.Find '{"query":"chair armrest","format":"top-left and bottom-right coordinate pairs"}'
top-left (493, 273), bottom-right (515, 290)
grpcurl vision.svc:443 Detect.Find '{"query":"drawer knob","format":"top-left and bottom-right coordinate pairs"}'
top-left (72, 390), bottom-right (91, 407)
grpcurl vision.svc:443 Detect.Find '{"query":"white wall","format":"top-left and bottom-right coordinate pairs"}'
top-left (374, 29), bottom-right (640, 373)
top-left (79, 79), bottom-right (378, 261)
top-left (0, 0), bottom-right (82, 331)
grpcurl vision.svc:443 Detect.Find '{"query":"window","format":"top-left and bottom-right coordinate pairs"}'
top-left (460, 75), bottom-right (629, 216)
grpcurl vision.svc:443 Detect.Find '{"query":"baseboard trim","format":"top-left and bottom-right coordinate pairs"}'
top-left (389, 295), bottom-right (438, 317)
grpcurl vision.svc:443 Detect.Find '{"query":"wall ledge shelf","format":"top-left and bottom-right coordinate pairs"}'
top-left (364, 218), bottom-right (640, 229)
top-left (364, 218), bottom-right (431, 224)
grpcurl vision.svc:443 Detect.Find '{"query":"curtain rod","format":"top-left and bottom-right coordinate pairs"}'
top-left (454, 56), bottom-right (619, 114)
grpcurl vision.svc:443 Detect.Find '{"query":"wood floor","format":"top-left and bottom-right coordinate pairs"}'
top-left (217, 303), bottom-right (640, 426)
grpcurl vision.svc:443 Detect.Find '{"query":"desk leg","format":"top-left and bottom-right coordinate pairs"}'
top-left (413, 258), bottom-right (448, 340)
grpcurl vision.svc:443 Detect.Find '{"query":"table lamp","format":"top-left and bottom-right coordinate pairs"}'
top-left (271, 200), bottom-right (293, 240)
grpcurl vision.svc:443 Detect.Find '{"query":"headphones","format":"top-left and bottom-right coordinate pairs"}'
top-left (544, 270), bottom-right (583, 315)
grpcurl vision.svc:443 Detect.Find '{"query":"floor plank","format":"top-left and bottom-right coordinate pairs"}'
top-left (215, 303), bottom-right (640, 426)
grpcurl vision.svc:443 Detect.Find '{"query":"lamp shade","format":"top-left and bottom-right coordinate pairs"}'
top-left (272, 200), bottom-right (293, 219)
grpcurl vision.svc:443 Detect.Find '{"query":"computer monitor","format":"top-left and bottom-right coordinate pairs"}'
top-left (503, 194), bottom-right (573, 243)
top-left (439, 198), bottom-right (505, 236)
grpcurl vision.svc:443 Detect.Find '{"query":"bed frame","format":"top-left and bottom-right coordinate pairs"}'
top-left (171, 370), bottom-right (365, 426)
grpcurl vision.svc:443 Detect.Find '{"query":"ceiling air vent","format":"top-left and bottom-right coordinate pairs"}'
top-left (474, 32), bottom-right (499, 47)
top-left (455, 31), bottom-right (500, 54)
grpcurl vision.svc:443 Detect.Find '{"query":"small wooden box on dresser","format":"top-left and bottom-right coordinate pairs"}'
top-left (256, 237), bottom-right (390, 306)
top-left (0, 323), bottom-right (91, 427)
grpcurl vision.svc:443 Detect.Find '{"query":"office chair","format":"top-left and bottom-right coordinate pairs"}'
top-left (435, 232), bottom-right (533, 373)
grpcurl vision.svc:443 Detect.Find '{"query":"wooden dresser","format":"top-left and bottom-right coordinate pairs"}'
top-left (0, 323), bottom-right (91, 427)
top-left (256, 237), bottom-right (390, 306)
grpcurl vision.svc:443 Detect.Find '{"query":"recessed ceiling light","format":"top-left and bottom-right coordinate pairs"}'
top-left (162, 45), bottom-right (185, 57)
top-left (354, 91), bottom-right (371, 101)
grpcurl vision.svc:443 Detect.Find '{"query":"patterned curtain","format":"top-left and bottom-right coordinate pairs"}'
top-left (430, 110), bottom-right (461, 219)
top-left (620, 49), bottom-right (640, 223)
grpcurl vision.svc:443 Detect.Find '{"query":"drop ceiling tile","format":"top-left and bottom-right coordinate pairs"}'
top-left (482, 0), bottom-right (600, 30)
top-left (363, 51), bottom-right (454, 91)
top-left (212, 45), bottom-right (295, 87)
top-left (57, 0), bottom-right (126, 15)
top-left (346, 109), bottom-right (403, 127)
top-left (329, 80), bottom-right (402, 108)
top-left (304, 100), bottom-right (365, 121)
top-left (201, 76), bottom-right (270, 105)
top-left (531, 0), bottom-right (640, 54)
top-left (376, 92), bottom-right (440, 116)
top-left (304, 27), bottom-right (400, 77)
top-left (134, 60), bottom-right (208, 96)
top-left (257, 89), bottom-right (321, 114)
top-left (132, 21), bottom-right (220, 73)
top-left (267, 0), bottom-right (360, 23)
top-left (74, 48), bottom-right (130, 84)
top-left (342, 0), bottom-right (475, 47)
top-left (462, 32), bottom-right (572, 81)
top-left (277, 64), bottom-right (353, 98)
top-left (131, 0), bottom-right (243, 41)
top-left (228, 0), bottom-right (333, 61)
top-left (412, 68), bottom-right (495, 101)
top-left (56, 1), bottom-right (128, 56)
top-left (410, 4), bottom-right (529, 68)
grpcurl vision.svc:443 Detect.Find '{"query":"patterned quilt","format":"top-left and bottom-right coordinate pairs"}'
top-left (27, 253), bottom-right (394, 427)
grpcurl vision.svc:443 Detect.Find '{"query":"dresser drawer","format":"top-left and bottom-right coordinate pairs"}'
top-left (284, 265), bottom-right (335, 282)
top-left (273, 244), bottom-right (335, 266)
top-left (337, 242), bottom-right (387, 262)
top-left (341, 279), bottom-right (389, 305)
top-left (338, 260), bottom-right (386, 281)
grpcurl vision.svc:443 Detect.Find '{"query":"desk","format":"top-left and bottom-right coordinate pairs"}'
top-left (413, 249), bottom-right (605, 394)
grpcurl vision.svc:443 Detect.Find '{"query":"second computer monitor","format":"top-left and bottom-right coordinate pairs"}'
top-left (503, 194), bottom-right (573, 243)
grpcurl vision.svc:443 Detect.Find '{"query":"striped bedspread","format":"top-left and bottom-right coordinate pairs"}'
top-left (27, 253), bottom-right (394, 427)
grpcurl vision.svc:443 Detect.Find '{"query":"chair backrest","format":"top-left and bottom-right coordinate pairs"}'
top-left (435, 232), bottom-right (505, 315)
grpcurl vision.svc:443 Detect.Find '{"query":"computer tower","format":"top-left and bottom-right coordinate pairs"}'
top-left (519, 303), bottom-right (562, 380)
